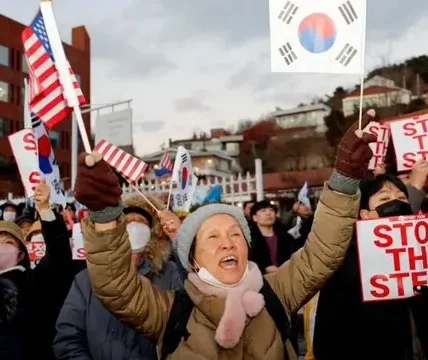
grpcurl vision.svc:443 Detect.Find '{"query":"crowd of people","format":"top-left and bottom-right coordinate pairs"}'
top-left (1, 109), bottom-right (428, 359)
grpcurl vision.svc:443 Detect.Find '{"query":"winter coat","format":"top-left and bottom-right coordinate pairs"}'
top-left (53, 261), bottom-right (183, 360)
top-left (82, 184), bottom-right (359, 360)
top-left (0, 212), bottom-right (73, 360)
top-left (249, 220), bottom-right (295, 274)
top-left (313, 240), bottom-right (428, 360)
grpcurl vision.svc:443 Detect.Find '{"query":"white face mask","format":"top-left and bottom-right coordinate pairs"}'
top-left (195, 261), bottom-right (249, 288)
top-left (126, 222), bottom-right (151, 253)
top-left (31, 234), bottom-right (44, 242)
top-left (3, 211), bottom-right (16, 222)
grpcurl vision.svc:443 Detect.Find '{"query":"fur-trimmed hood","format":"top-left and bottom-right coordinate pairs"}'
top-left (124, 194), bottom-right (170, 274)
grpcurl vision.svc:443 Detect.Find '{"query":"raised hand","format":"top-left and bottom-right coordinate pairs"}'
top-left (35, 178), bottom-right (50, 211)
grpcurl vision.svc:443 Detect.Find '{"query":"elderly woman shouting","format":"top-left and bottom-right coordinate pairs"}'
top-left (74, 110), bottom-right (376, 360)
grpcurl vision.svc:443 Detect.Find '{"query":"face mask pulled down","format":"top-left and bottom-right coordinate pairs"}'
top-left (195, 260), bottom-right (249, 288)
top-left (375, 199), bottom-right (413, 218)
top-left (126, 222), bottom-right (151, 253)
top-left (0, 243), bottom-right (20, 271)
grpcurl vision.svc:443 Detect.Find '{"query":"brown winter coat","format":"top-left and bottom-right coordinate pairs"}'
top-left (82, 184), bottom-right (360, 360)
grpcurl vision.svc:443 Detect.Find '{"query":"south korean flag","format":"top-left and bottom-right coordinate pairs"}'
top-left (269, 0), bottom-right (367, 74)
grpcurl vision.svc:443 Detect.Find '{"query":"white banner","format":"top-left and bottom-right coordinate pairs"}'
top-left (363, 121), bottom-right (390, 170)
top-left (171, 146), bottom-right (198, 213)
top-left (356, 214), bottom-right (428, 302)
top-left (71, 223), bottom-right (86, 260)
top-left (8, 129), bottom-right (41, 197)
top-left (269, 0), bottom-right (367, 74)
top-left (95, 108), bottom-right (133, 147)
top-left (390, 114), bottom-right (428, 172)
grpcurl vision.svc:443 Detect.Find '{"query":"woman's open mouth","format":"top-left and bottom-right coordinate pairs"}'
top-left (219, 255), bottom-right (238, 269)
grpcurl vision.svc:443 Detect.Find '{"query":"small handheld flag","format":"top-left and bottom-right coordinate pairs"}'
top-left (94, 140), bottom-right (148, 183)
top-left (154, 152), bottom-right (173, 179)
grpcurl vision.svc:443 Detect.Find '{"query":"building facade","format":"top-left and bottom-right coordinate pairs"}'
top-left (168, 128), bottom-right (243, 160)
top-left (0, 14), bottom-right (90, 196)
top-left (343, 76), bottom-right (412, 117)
top-left (270, 104), bottom-right (331, 134)
top-left (141, 147), bottom-right (240, 180)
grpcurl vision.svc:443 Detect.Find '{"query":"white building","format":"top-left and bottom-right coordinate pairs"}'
top-left (140, 147), bottom-right (241, 179)
top-left (169, 128), bottom-right (243, 159)
top-left (343, 76), bottom-right (412, 117)
top-left (270, 104), bottom-right (331, 134)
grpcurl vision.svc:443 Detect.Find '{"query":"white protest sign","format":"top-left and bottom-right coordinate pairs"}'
top-left (389, 114), bottom-right (428, 172)
top-left (71, 223), bottom-right (86, 260)
top-left (356, 214), bottom-right (428, 302)
top-left (8, 129), bottom-right (41, 197)
top-left (363, 121), bottom-right (390, 170)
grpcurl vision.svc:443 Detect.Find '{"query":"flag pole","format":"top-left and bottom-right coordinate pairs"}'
top-left (128, 182), bottom-right (159, 213)
top-left (71, 112), bottom-right (78, 189)
top-left (40, 0), bottom-right (92, 154)
top-left (23, 78), bottom-right (32, 129)
top-left (357, 3), bottom-right (368, 130)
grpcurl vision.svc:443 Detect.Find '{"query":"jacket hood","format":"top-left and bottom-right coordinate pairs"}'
top-left (124, 194), bottom-right (170, 274)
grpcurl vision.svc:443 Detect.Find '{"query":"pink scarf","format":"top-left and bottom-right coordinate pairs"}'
top-left (187, 261), bottom-right (265, 349)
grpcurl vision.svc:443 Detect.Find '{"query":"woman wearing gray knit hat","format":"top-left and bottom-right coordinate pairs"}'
top-left (76, 111), bottom-right (377, 360)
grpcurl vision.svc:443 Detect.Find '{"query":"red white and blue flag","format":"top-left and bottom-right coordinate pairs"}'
top-left (22, 9), bottom-right (85, 129)
top-left (94, 140), bottom-right (148, 183)
top-left (31, 114), bottom-right (66, 206)
top-left (154, 152), bottom-right (173, 179)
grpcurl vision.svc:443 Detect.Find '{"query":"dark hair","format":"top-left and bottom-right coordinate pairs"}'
top-left (250, 200), bottom-right (278, 218)
top-left (243, 201), bottom-right (254, 210)
top-left (66, 203), bottom-right (76, 212)
top-left (359, 174), bottom-right (408, 211)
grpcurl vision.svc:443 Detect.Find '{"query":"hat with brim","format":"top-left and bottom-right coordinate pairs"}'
top-left (0, 220), bottom-right (24, 245)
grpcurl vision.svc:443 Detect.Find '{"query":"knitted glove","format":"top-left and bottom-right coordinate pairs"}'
top-left (74, 152), bottom-right (123, 223)
top-left (329, 109), bottom-right (377, 194)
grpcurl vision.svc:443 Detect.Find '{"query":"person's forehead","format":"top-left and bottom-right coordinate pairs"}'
top-left (4, 206), bottom-right (16, 211)
top-left (0, 232), bottom-right (20, 245)
top-left (374, 182), bottom-right (403, 195)
top-left (125, 212), bottom-right (150, 224)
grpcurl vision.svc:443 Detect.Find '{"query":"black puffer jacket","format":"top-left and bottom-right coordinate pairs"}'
top-left (0, 212), bottom-right (73, 360)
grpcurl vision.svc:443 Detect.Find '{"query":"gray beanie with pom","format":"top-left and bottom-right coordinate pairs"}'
top-left (172, 203), bottom-right (252, 272)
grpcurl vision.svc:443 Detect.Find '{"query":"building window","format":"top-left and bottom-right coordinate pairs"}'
top-left (21, 53), bottom-right (28, 73)
top-left (49, 130), bottom-right (61, 148)
top-left (0, 45), bottom-right (9, 66)
top-left (0, 81), bottom-right (9, 102)
top-left (0, 155), bottom-right (11, 176)
top-left (0, 118), bottom-right (9, 137)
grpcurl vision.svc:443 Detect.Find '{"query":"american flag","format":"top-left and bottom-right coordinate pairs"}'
top-left (21, 9), bottom-right (86, 129)
top-left (154, 152), bottom-right (173, 179)
top-left (94, 140), bottom-right (148, 183)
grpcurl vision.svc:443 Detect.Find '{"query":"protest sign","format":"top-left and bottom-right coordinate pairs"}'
top-left (389, 114), bottom-right (428, 171)
top-left (8, 129), bottom-right (41, 197)
top-left (71, 223), bottom-right (86, 260)
top-left (363, 121), bottom-right (390, 170)
top-left (27, 238), bottom-right (46, 269)
top-left (356, 214), bottom-right (428, 301)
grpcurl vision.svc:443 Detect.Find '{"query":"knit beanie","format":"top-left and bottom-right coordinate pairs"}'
top-left (172, 203), bottom-right (252, 272)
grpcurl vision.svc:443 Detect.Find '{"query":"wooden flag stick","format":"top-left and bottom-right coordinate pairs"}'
top-left (128, 182), bottom-right (160, 214)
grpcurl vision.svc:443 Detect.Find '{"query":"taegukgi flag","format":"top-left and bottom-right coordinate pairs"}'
top-left (269, 0), bottom-right (367, 74)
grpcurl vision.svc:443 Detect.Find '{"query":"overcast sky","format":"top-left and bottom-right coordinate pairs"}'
top-left (2, 0), bottom-right (428, 155)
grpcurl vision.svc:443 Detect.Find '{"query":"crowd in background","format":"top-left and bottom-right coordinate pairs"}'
top-left (2, 111), bottom-right (428, 360)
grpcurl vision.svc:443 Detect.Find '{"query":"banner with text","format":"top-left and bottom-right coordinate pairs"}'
top-left (390, 114), bottom-right (428, 171)
top-left (71, 223), bottom-right (86, 260)
top-left (364, 121), bottom-right (390, 170)
top-left (8, 129), bottom-right (40, 197)
top-left (356, 214), bottom-right (428, 301)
